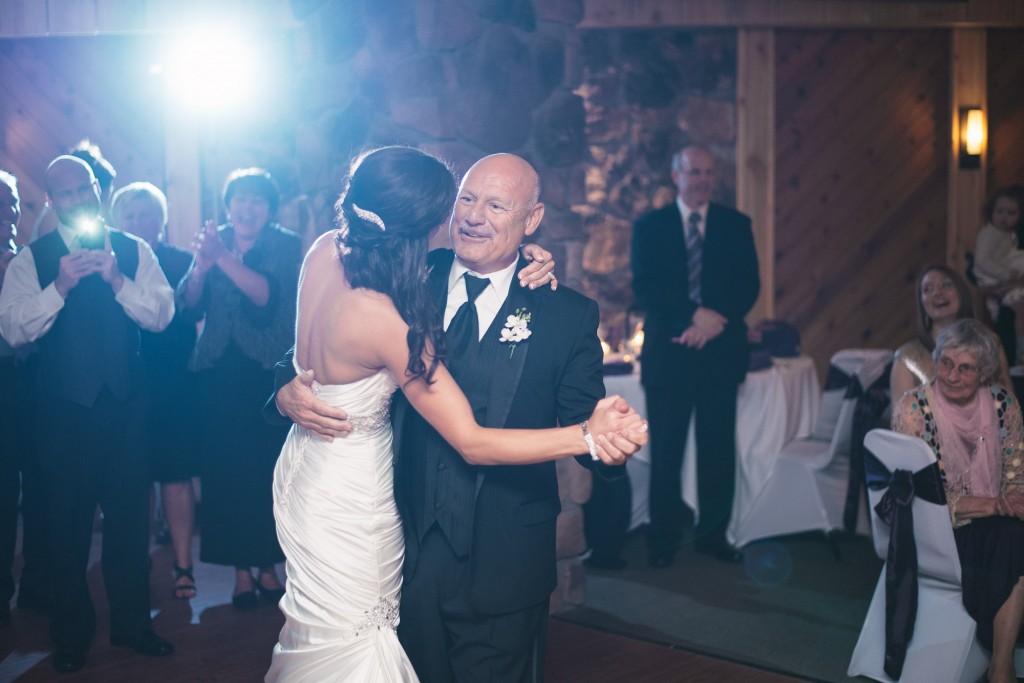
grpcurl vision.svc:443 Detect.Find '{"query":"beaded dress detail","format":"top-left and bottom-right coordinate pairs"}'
top-left (268, 360), bottom-right (417, 682)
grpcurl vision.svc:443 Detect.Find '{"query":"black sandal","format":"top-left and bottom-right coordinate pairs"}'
top-left (172, 564), bottom-right (197, 600)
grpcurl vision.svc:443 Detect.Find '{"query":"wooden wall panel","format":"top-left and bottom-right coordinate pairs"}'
top-left (774, 30), bottom-right (950, 375)
top-left (987, 28), bottom-right (1024, 192)
top-left (0, 36), bottom-right (165, 245)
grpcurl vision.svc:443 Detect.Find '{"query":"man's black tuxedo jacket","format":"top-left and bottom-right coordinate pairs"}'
top-left (631, 201), bottom-right (760, 386)
top-left (268, 248), bottom-right (608, 616)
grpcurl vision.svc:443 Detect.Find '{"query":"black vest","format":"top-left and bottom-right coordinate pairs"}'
top-left (30, 229), bottom-right (142, 407)
top-left (403, 310), bottom-right (505, 556)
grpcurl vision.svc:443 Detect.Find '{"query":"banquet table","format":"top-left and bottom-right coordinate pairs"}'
top-left (603, 355), bottom-right (821, 543)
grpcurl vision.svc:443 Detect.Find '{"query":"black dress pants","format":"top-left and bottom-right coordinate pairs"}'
top-left (645, 371), bottom-right (739, 553)
top-left (0, 357), bottom-right (46, 606)
top-left (398, 525), bottom-right (549, 683)
top-left (37, 388), bottom-right (151, 647)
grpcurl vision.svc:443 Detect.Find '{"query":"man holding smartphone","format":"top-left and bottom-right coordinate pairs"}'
top-left (0, 155), bottom-right (175, 673)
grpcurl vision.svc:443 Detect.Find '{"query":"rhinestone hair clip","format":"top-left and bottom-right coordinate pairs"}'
top-left (352, 203), bottom-right (386, 231)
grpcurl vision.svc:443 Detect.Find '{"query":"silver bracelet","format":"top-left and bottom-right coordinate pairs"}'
top-left (581, 420), bottom-right (598, 460)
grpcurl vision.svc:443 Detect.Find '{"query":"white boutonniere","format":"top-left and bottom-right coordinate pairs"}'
top-left (500, 307), bottom-right (532, 358)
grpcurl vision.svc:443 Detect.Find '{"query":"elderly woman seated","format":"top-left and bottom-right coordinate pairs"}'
top-left (892, 318), bottom-right (1024, 683)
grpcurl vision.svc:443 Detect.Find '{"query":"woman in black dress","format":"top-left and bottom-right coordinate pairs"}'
top-left (179, 169), bottom-right (301, 609)
top-left (111, 182), bottom-right (201, 600)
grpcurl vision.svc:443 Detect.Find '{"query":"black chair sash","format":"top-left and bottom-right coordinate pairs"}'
top-left (823, 363), bottom-right (854, 392)
top-left (845, 363), bottom-right (892, 533)
top-left (864, 448), bottom-right (947, 680)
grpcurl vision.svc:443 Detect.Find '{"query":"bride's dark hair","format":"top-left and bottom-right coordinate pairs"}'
top-left (335, 146), bottom-right (455, 383)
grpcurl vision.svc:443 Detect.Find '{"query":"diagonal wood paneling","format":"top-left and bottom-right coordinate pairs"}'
top-left (987, 29), bottom-right (1024, 194)
top-left (0, 36), bottom-right (165, 245)
top-left (774, 30), bottom-right (950, 375)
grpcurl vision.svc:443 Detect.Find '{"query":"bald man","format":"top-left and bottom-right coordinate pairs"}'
top-left (271, 153), bottom-right (638, 682)
top-left (0, 156), bottom-right (175, 672)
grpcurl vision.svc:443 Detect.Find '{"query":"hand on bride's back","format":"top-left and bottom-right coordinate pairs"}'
top-left (277, 369), bottom-right (353, 441)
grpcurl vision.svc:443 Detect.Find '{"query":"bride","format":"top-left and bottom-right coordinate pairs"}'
top-left (266, 146), bottom-right (644, 681)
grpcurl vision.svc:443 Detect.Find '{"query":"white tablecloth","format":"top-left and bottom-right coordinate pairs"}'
top-left (604, 355), bottom-right (821, 543)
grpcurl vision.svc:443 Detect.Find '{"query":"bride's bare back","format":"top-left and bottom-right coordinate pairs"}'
top-left (295, 232), bottom-right (408, 385)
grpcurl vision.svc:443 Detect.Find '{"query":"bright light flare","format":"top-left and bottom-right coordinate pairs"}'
top-left (159, 29), bottom-right (259, 114)
top-left (963, 109), bottom-right (985, 156)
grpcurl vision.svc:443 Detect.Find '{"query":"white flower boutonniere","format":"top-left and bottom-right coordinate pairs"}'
top-left (500, 307), bottom-right (532, 358)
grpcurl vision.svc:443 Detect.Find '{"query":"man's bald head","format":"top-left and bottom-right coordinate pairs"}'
top-left (45, 155), bottom-right (102, 229)
top-left (449, 153), bottom-right (545, 275)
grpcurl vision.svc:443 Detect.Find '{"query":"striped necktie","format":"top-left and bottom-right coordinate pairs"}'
top-left (686, 212), bottom-right (703, 304)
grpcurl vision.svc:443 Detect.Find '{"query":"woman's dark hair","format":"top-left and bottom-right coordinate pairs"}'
top-left (223, 167), bottom-right (280, 216)
top-left (335, 146), bottom-right (456, 383)
top-left (982, 185), bottom-right (1024, 227)
top-left (916, 264), bottom-right (974, 349)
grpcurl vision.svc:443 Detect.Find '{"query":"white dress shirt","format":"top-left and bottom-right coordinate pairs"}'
top-left (443, 257), bottom-right (518, 340)
top-left (0, 223), bottom-right (174, 347)
top-left (676, 196), bottom-right (708, 238)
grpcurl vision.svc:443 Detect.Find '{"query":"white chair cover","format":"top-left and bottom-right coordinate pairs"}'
top-left (847, 429), bottom-right (988, 683)
top-left (731, 348), bottom-right (891, 547)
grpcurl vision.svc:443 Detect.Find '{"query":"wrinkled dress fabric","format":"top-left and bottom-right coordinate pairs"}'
top-left (267, 364), bottom-right (417, 682)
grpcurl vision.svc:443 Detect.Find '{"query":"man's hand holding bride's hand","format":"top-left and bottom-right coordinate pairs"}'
top-left (585, 395), bottom-right (648, 465)
top-left (518, 243), bottom-right (558, 290)
top-left (277, 369), bottom-right (353, 442)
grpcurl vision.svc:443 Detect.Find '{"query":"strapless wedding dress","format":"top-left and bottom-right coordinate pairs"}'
top-left (267, 363), bottom-right (417, 682)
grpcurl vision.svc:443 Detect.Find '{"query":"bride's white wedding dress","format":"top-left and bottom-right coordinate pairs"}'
top-left (266, 361), bottom-right (417, 682)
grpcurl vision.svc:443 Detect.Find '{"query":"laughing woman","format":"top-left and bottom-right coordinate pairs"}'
top-left (179, 169), bottom-right (301, 609)
top-left (890, 264), bottom-right (1011, 400)
top-left (893, 319), bottom-right (1024, 683)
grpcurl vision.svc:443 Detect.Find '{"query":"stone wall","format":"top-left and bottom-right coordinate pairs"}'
top-left (287, 2), bottom-right (737, 348)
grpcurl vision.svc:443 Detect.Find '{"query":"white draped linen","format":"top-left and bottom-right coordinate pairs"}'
top-left (605, 355), bottom-right (820, 543)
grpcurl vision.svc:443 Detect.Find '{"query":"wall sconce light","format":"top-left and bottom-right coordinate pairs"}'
top-left (959, 107), bottom-right (985, 169)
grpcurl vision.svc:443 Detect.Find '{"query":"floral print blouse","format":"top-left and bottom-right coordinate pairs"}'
top-left (891, 384), bottom-right (1024, 527)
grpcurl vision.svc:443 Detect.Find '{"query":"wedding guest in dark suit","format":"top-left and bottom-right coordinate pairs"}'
top-left (632, 145), bottom-right (760, 567)
top-left (111, 182), bottom-right (200, 601)
top-left (271, 152), bottom-right (643, 682)
top-left (0, 156), bottom-right (175, 672)
top-left (0, 169), bottom-right (48, 626)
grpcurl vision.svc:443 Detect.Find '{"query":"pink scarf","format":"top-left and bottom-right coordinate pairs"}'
top-left (927, 383), bottom-right (1001, 498)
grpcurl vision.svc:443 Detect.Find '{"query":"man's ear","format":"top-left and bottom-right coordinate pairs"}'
top-left (523, 202), bottom-right (544, 237)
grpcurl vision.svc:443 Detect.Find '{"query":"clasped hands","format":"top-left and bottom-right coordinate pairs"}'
top-left (585, 395), bottom-right (648, 465)
top-left (277, 371), bottom-right (646, 466)
top-left (672, 306), bottom-right (726, 350)
top-left (54, 244), bottom-right (123, 298)
top-left (995, 490), bottom-right (1024, 519)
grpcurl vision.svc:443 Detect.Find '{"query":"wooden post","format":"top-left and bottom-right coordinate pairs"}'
top-left (947, 28), bottom-right (986, 276)
top-left (737, 28), bottom-right (775, 322)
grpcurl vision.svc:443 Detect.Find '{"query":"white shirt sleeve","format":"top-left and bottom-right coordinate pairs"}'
top-left (115, 240), bottom-right (174, 333)
top-left (974, 224), bottom-right (1013, 284)
top-left (0, 248), bottom-right (66, 347)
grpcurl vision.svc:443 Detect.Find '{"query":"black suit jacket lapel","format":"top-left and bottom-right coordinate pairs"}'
top-left (484, 262), bottom-right (536, 429)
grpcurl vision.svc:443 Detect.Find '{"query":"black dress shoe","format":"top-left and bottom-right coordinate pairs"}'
top-left (695, 539), bottom-right (744, 564)
top-left (232, 590), bottom-right (259, 611)
top-left (111, 630), bottom-right (175, 657)
top-left (53, 645), bottom-right (88, 673)
top-left (584, 555), bottom-right (628, 570)
top-left (255, 582), bottom-right (286, 604)
top-left (648, 550), bottom-right (676, 568)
